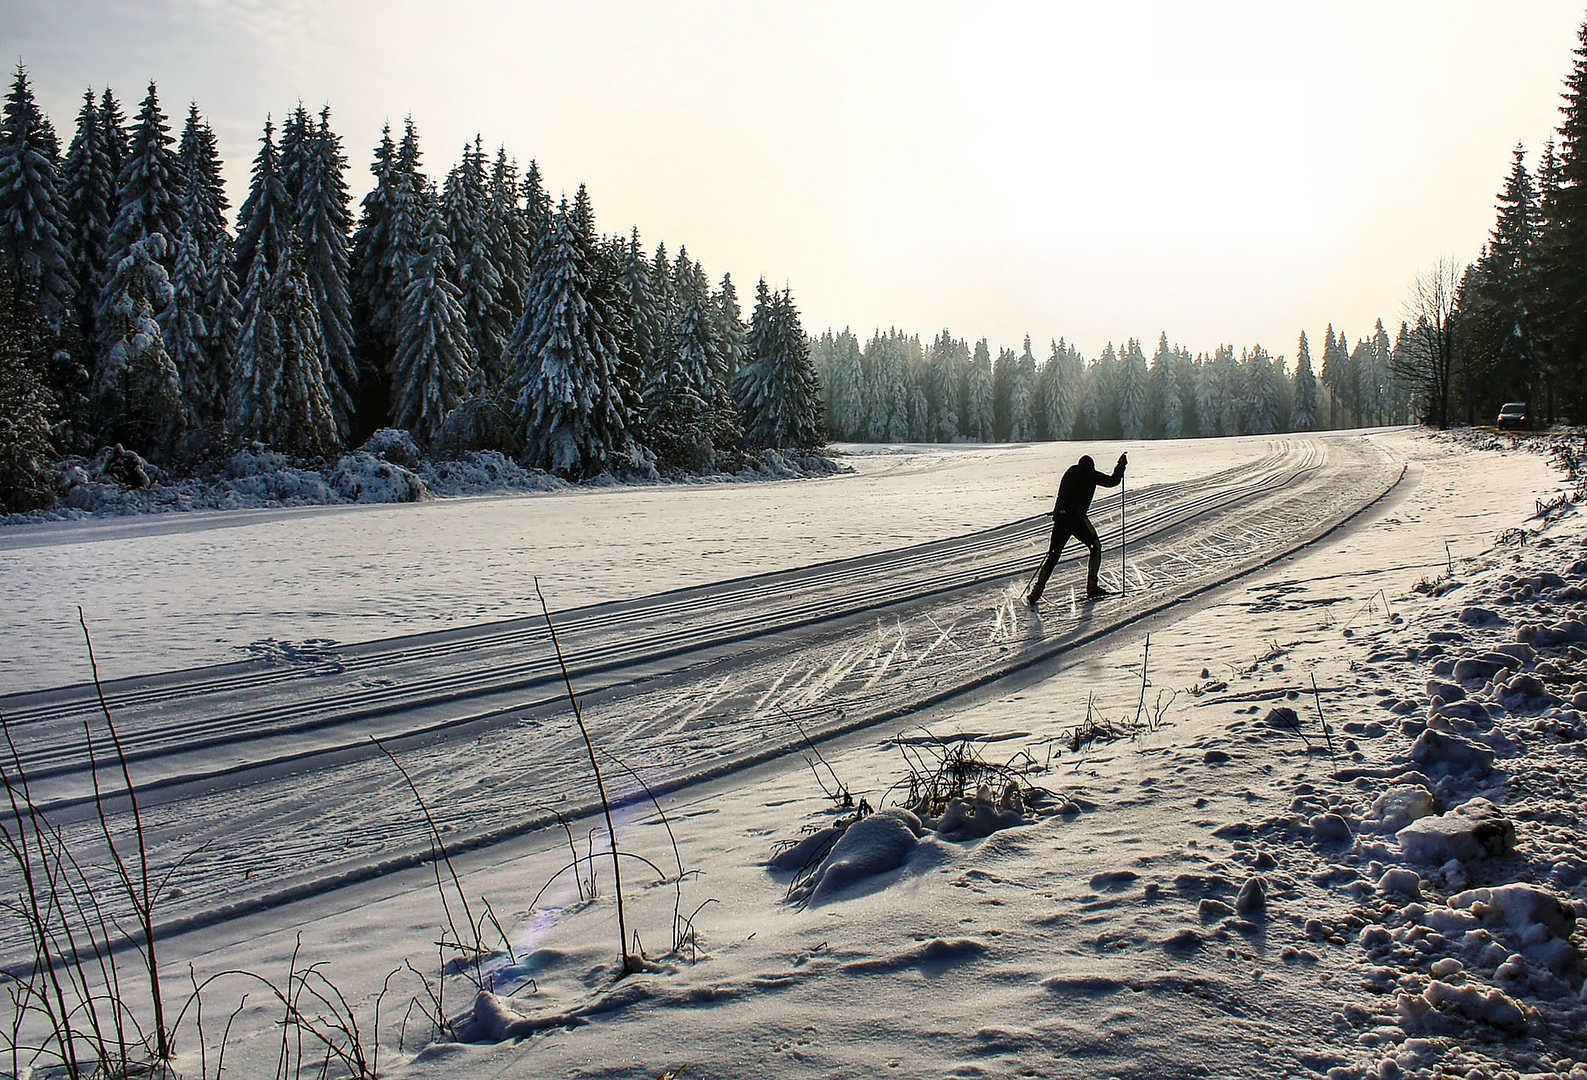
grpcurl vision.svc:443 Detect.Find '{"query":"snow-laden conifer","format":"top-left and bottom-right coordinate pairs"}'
top-left (289, 107), bottom-right (356, 436)
top-left (171, 105), bottom-right (238, 432)
top-left (104, 81), bottom-right (182, 280)
top-left (507, 202), bottom-right (639, 477)
top-left (62, 89), bottom-right (118, 339)
top-left (349, 119), bottom-right (427, 420)
top-left (1290, 331), bottom-right (1318, 430)
top-left (1118, 338), bottom-right (1148, 440)
top-left (394, 208), bottom-right (475, 446)
top-left (733, 279), bottom-right (822, 450)
top-left (1147, 333), bottom-right (1182, 438)
top-left (715, 272), bottom-right (747, 389)
top-left (1241, 345), bottom-right (1283, 434)
top-left (0, 270), bottom-right (58, 510)
top-left (233, 119), bottom-right (292, 298)
top-left (95, 234), bottom-right (184, 457)
top-left (98, 87), bottom-right (129, 187)
top-left (1005, 336), bottom-right (1033, 441)
top-left (0, 66), bottom-right (73, 329)
top-left (963, 338), bottom-right (994, 441)
top-left (441, 139), bottom-right (510, 393)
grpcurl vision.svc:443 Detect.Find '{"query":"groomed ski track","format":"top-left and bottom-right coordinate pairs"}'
top-left (0, 433), bottom-right (1406, 950)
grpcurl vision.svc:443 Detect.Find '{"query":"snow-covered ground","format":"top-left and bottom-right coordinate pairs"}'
top-left (8, 429), bottom-right (1587, 1080)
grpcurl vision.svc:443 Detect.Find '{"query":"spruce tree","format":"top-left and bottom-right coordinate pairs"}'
top-left (961, 338), bottom-right (993, 441)
top-left (0, 269), bottom-right (56, 510)
top-left (1147, 332), bottom-right (1181, 439)
top-left (105, 81), bottom-right (182, 279)
top-left (644, 251), bottom-right (726, 469)
top-left (95, 235), bottom-right (184, 458)
top-left (1118, 338), bottom-right (1148, 439)
top-left (1539, 17), bottom-right (1587, 411)
top-left (62, 89), bottom-right (117, 340)
top-left (442, 139), bottom-right (510, 394)
top-left (1241, 345), bottom-right (1283, 434)
top-left (1290, 331), bottom-right (1318, 430)
top-left (97, 88), bottom-right (129, 197)
top-left (233, 119), bottom-right (292, 307)
top-left (171, 105), bottom-right (238, 433)
top-left (1319, 324), bottom-right (1343, 428)
top-left (715, 271), bottom-right (748, 388)
top-left (507, 201), bottom-right (639, 477)
top-left (733, 280), bottom-right (822, 450)
top-left (292, 107), bottom-right (356, 436)
top-left (0, 66), bottom-right (72, 330)
top-left (348, 119), bottom-right (427, 431)
top-left (394, 207), bottom-right (475, 445)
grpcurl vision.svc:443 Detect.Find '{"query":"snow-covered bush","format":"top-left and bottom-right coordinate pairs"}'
top-left (327, 451), bottom-right (429, 503)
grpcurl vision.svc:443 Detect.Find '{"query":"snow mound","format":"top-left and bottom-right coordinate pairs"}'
top-left (327, 452), bottom-right (430, 503)
top-left (793, 808), bottom-right (924, 905)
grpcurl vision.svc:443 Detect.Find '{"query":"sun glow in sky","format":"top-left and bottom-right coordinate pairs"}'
top-left (9, 0), bottom-right (1584, 360)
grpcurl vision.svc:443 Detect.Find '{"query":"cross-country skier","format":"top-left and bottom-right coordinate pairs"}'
top-left (1024, 452), bottom-right (1127, 606)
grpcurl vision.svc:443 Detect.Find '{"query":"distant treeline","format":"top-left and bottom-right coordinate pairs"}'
top-left (0, 66), bottom-right (823, 511)
top-left (811, 325), bottom-right (1413, 444)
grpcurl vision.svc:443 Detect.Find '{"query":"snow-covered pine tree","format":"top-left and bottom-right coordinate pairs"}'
top-left (924, 330), bottom-right (965, 441)
top-left (733, 280), bottom-right (821, 450)
top-left (0, 269), bottom-right (56, 510)
top-left (348, 119), bottom-right (428, 431)
top-left (170, 104), bottom-right (238, 434)
top-left (991, 345), bottom-right (1017, 441)
top-left (441, 139), bottom-right (510, 398)
top-left (1008, 335), bottom-right (1037, 441)
top-left (291, 107), bottom-right (356, 437)
top-left (62, 89), bottom-right (117, 340)
top-left (98, 88), bottom-right (129, 188)
top-left (233, 119), bottom-right (292, 312)
top-left (963, 338), bottom-right (994, 441)
top-left (1147, 332), bottom-right (1182, 438)
top-left (104, 81), bottom-right (182, 282)
top-left (642, 250), bottom-right (725, 469)
top-left (1290, 331), bottom-right (1318, 430)
top-left (484, 148), bottom-right (530, 379)
top-left (269, 256), bottom-right (340, 458)
top-left (1118, 338), bottom-right (1148, 439)
top-left (230, 118), bottom-right (338, 456)
top-left (715, 271), bottom-right (748, 390)
top-left (820, 328), bottom-right (864, 440)
top-left (0, 65), bottom-right (73, 329)
top-left (95, 234), bottom-right (184, 458)
top-left (519, 159), bottom-right (551, 260)
top-left (1320, 324), bottom-right (1349, 429)
top-left (507, 201), bottom-right (640, 477)
top-left (1370, 319), bottom-right (1394, 425)
top-left (393, 207), bottom-right (475, 446)
top-left (1241, 345), bottom-right (1283, 434)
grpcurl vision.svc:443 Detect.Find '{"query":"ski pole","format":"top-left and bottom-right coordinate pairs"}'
top-left (1120, 471), bottom-right (1126, 596)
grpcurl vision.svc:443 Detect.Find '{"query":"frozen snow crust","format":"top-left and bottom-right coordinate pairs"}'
top-left (1, 430), bottom-right (845, 522)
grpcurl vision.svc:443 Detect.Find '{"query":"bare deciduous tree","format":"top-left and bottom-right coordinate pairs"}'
top-left (1391, 258), bottom-right (1464, 429)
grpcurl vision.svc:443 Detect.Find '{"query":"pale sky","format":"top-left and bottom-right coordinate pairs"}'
top-left (9, 1), bottom-right (1584, 361)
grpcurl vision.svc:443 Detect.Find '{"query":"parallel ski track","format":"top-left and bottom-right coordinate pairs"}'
top-left (2, 440), bottom-right (1323, 783)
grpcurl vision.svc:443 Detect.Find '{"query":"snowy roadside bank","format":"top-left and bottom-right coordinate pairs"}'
top-left (0, 429), bottom-right (846, 527)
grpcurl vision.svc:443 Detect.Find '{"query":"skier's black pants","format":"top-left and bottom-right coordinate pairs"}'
top-left (1028, 510), bottom-right (1101, 602)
